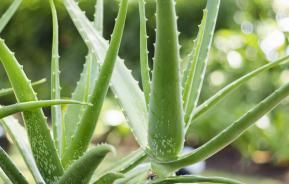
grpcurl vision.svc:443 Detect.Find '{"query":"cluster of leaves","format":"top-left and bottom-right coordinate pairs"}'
top-left (0, 0), bottom-right (289, 184)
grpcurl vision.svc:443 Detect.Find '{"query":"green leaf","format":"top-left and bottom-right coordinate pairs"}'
top-left (0, 147), bottom-right (28, 184)
top-left (187, 55), bottom-right (289, 131)
top-left (1, 116), bottom-right (44, 183)
top-left (63, 0), bottom-right (102, 150)
top-left (183, 0), bottom-right (220, 124)
top-left (58, 145), bottom-right (113, 184)
top-left (114, 163), bottom-right (150, 184)
top-left (93, 172), bottom-right (124, 184)
top-left (94, 0), bottom-right (103, 34)
top-left (158, 82), bottom-right (289, 171)
top-left (0, 0), bottom-right (22, 33)
top-left (0, 167), bottom-right (13, 184)
top-left (0, 39), bottom-right (63, 183)
top-left (152, 175), bottom-right (244, 184)
top-left (138, 0), bottom-right (151, 106)
top-left (0, 100), bottom-right (89, 119)
top-left (149, 0), bottom-right (184, 161)
top-left (49, 0), bottom-right (63, 157)
top-left (63, 0), bottom-right (148, 148)
top-left (62, 0), bottom-right (129, 167)
top-left (95, 148), bottom-right (147, 179)
top-left (183, 9), bottom-right (207, 121)
top-left (0, 78), bottom-right (46, 98)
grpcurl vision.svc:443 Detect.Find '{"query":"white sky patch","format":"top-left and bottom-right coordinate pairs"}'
top-left (227, 51), bottom-right (243, 69)
top-left (103, 109), bottom-right (125, 126)
top-left (210, 70), bottom-right (226, 86)
top-left (256, 115), bottom-right (271, 129)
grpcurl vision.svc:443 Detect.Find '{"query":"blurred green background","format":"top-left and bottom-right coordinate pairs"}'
top-left (1, 0), bottom-right (289, 183)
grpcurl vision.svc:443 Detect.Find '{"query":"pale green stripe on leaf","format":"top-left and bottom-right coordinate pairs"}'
top-left (160, 82), bottom-right (289, 171)
top-left (149, 0), bottom-right (184, 161)
top-left (0, 39), bottom-right (63, 183)
top-left (59, 145), bottom-right (113, 184)
top-left (152, 175), bottom-right (244, 184)
top-left (62, 0), bottom-right (128, 167)
top-left (138, 0), bottom-right (151, 106)
top-left (0, 78), bottom-right (46, 98)
top-left (94, 0), bottom-right (103, 34)
top-left (63, 0), bottom-right (148, 148)
top-left (0, 100), bottom-right (89, 119)
top-left (184, 0), bottom-right (220, 123)
top-left (49, 0), bottom-right (63, 157)
top-left (183, 9), bottom-right (207, 118)
top-left (0, 0), bottom-right (22, 33)
top-left (187, 55), bottom-right (289, 131)
top-left (1, 116), bottom-right (44, 183)
top-left (0, 147), bottom-right (28, 184)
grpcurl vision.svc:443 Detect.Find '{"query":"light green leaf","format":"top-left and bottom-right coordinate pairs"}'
top-left (1, 116), bottom-right (44, 183)
top-left (92, 172), bottom-right (124, 184)
top-left (49, 0), bottom-right (62, 157)
top-left (0, 167), bottom-right (12, 184)
top-left (59, 145), bottom-right (113, 184)
top-left (0, 0), bottom-right (22, 33)
top-left (138, 0), bottom-right (151, 106)
top-left (0, 78), bottom-right (46, 98)
top-left (152, 175), bottom-right (244, 184)
top-left (157, 82), bottom-right (289, 171)
top-left (63, 0), bottom-right (148, 148)
top-left (148, 0), bottom-right (184, 161)
top-left (0, 39), bottom-right (63, 183)
top-left (183, 9), bottom-right (207, 121)
top-left (0, 100), bottom-right (89, 119)
top-left (183, 0), bottom-right (220, 123)
top-left (0, 147), bottom-right (28, 184)
top-left (114, 164), bottom-right (150, 184)
top-left (187, 55), bottom-right (289, 131)
top-left (63, 0), bottom-right (102, 150)
top-left (62, 0), bottom-right (129, 167)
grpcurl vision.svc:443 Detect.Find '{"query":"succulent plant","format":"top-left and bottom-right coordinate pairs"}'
top-left (0, 0), bottom-right (288, 183)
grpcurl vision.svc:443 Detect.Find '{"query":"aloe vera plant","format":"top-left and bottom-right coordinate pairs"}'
top-left (0, 0), bottom-right (289, 183)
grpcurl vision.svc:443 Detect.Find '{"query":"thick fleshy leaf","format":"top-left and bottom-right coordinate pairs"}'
top-left (58, 145), bottom-right (113, 184)
top-left (63, 0), bottom-right (102, 149)
top-left (156, 82), bottom-right (289, 172)
top-left (63, 0), bottom-right (148, 148)
top-left (0, 0), bottom-right (22, 32)
top-left (114, 164), bottom-right (150, 184)
top-left (183, 0), bottom-right (220, 123)
top-left (183, 9), bottom-right (207, 121)
top-left (152, 175), bottom-right (244, 184)
top-left (0, 39), bottom-right (63, 183)
top-left (0, 100), bottom-right (88, 119)
top-left (0, 147), bottom-right (28, 184)
top-left (62, 0), bottom-right (129, 167)
top-left (138, 0), bottom-right (151, 106)
top-left (187, 55), bottom-right (289, 131)
top-left (0, 78), bottom-right (46, 98)
top-left (148, 0), bottom-right (184, 161)
top-left (49, 0), bottom-right (62, 156)
top-left (1, 116), bottom-right (44, 183)
top-left (94, 148), bottom-right (147, 181)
